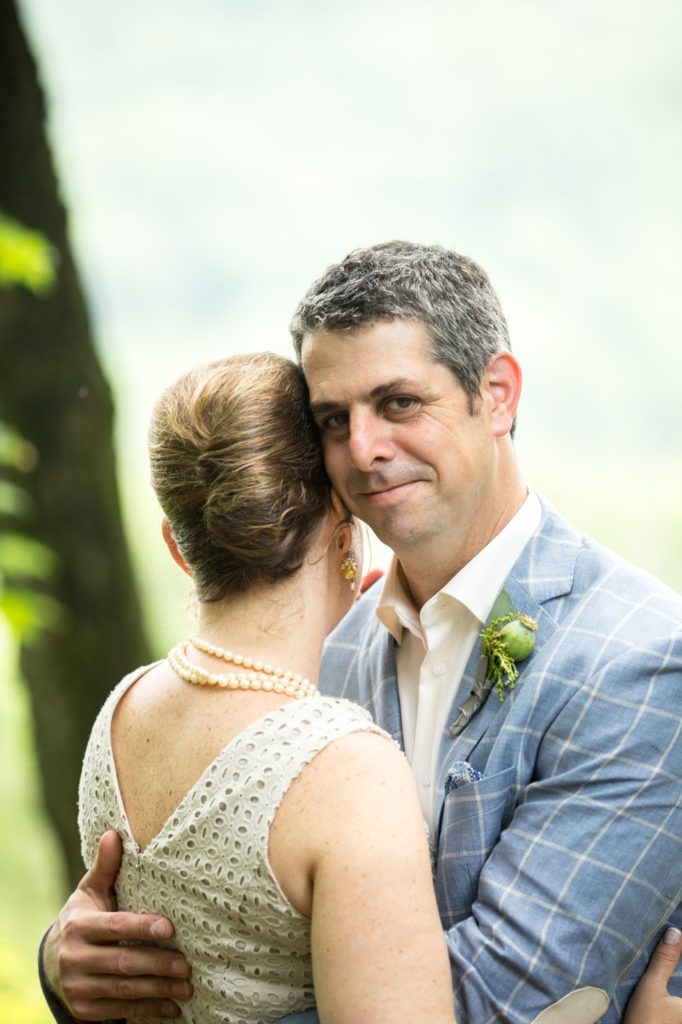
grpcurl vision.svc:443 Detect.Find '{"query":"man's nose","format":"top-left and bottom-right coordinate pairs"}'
top-left (347, 410), bottom-right (394, 471)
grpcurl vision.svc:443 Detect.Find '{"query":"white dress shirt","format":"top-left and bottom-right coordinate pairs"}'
top-left (376, 491), bottom-right (542, 829)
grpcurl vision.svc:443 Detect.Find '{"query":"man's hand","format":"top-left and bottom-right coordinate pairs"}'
top-left (625, 928), bottom-right (682, 1024)
top-left (43, 831), bottom-right (192, 1021)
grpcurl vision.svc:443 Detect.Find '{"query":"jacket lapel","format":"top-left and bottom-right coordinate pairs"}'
top-left (345, 608), bottom-right (405, 749)
top-left (368, 632), bottom-right (404, 749)
top-left (435, 498), bottom-right (582, 788)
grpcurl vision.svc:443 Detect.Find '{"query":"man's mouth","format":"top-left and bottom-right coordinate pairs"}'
top-left (357, 480), bottom-right (421, 504)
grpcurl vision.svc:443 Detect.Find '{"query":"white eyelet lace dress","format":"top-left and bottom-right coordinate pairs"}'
top-left (78, 665), bottom-right (388, 1024)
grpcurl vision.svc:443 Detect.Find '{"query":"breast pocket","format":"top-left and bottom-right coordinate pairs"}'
top-left (434, 765), bottom-right (516, 927)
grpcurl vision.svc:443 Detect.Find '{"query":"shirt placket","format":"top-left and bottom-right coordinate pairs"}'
top-left (411, 603), bottom-right (454, 828)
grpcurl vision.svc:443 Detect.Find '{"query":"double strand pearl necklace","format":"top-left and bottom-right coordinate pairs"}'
top-left (167, 637), bottom-right (319, 700)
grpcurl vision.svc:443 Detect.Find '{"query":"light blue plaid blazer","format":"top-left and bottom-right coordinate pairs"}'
top-left (318, 496), bottom-right (682, 1024)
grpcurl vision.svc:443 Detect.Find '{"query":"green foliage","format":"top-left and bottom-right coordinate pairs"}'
top-left (0, 587), bottom-right (63, 642)
top-left (0, 422), bottom-right (63, 642)
top-left (0, 214), bottom-right (62, 643)
top-left (0, 480), bottom-right (32, 517)
top-left (0, 212), bottom-right (56, 294)
top-left (0, 532), bottom-right (58, 578)
top-left (0, 506), bottom-right (63, 642)
top-left (0, 422), bottom-right (38, 473)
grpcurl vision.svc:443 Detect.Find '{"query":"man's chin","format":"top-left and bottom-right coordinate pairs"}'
top-left (354, 508), bottom-right (417, 551)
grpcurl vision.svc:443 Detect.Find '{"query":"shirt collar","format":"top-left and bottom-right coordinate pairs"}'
top-left (376, 490), bottom-right (542, 642)
top-left (375, 558), bottom-right (417, 644)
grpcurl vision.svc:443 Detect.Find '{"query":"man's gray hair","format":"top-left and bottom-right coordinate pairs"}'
top-left (290, 240), bottom-right (511, 399)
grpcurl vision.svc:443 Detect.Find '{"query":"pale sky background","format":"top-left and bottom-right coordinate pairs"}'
top-left (16, 0), bottom-right (682, 624)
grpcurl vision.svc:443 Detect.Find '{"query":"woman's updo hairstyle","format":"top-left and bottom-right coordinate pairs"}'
top-left (149, 352), bottom-right (331, 601)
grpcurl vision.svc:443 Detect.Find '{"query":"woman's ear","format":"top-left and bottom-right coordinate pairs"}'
top-left (335, 519), bottom-right (353, 558)
top-left (161, 518), bottom-right (192, 576)
top-left (483, 351), bottom-right (522, 438)
top-left (327, 490), bottom-right (353, 555)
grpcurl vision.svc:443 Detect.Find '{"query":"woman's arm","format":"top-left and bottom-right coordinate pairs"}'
top-left (273, 730), bottom-right (457, 1024)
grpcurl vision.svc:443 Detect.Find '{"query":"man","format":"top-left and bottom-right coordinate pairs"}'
top-left (41, 242), bottom-right (682, 1023)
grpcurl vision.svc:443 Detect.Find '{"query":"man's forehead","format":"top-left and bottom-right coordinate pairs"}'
top-left (302, 347), bottom-right (426, 407)
top-left (300, 320), bottom-right (433, 387)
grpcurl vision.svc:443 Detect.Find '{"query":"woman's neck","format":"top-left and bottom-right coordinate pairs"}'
top-left (191, 575), bottom-right (327, 686)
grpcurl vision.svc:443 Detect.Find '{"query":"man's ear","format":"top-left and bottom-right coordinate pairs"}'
top-left (161, 518), bottom-right (192, 576)
top-left (483, 351), bottom-right (522, 437)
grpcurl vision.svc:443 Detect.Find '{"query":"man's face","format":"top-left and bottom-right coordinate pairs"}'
top-left (301, 319), bottom-right (501, 564)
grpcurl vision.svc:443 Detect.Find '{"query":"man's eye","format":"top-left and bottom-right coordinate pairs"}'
top-left (321, 412), bottom-right (348, 432)
top-left (384, 396), bottom-right (419, 415)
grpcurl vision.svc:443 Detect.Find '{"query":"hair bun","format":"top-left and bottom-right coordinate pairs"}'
top-left (149, 353), bottom-right (329, 601)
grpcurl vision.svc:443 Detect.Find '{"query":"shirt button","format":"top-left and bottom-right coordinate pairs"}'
top-left (432, 661), bottom-right (446, 676)
top-left (421, 776), bottom-right (430, 787)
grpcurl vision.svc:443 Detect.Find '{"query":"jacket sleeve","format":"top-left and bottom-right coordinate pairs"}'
top-left (442, 634), bottom-right (682, 1024)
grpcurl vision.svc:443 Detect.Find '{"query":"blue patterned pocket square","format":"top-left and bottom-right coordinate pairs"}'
top-left (445, 761), bottom-right (484, 793)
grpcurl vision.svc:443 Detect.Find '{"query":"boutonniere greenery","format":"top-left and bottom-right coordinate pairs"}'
top-left (480, 592), bottom-right (538, 702)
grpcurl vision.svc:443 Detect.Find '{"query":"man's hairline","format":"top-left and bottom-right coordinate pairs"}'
top-left (295, 314), bottom-right (493, 413)
top-left (293, 313), bottom-right (426, 362)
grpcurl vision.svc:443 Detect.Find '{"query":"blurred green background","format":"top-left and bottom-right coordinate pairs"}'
top-left (1, 0), bottom-right (681, 1018)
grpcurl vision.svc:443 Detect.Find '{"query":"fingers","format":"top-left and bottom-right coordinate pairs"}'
top-left (72, 832), bottom-right (175, 944)
top-left (625, 927), bottom-right (682, 1024)
top-left (67, 995), bottom-right (183, 1021)
top-left (53, 901), bottom-right (192, 1017)
top-left (59, 956), bottom-right (193, 1020)
top-left (641, 928), bottom-right (682, 989)
top-left (78, 831), bottom-right (123, 911)
top-left (60, 937), bottom-right (191, 979)
top-left (70, 906), bottom-right (176, 945)
top-left (64, 972), bottom-right (192, 1018)
top-left (57, 946), bottom-right (193, 1019)
top-left (42, 833), bottom-right (192, 1021)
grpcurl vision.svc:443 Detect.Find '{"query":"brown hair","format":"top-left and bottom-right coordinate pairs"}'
top-left (291, 241), bottom-right (511, 400)
top-left (149, 352), bottom-right (330, 600)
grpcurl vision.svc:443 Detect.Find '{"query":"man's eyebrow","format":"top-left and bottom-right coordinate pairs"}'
top-left (309, 378), bottom-right (417, 417)
top-left (369, 378), bottom-right (415, 400)
top-left (309, 399), bottom-right (342, 419)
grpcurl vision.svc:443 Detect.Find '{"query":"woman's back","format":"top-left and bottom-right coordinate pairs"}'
top-left (79, 665), bottom-right (388, 1024)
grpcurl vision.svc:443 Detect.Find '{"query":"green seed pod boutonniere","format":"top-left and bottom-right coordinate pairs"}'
top-left (480, 603), bottom-right (538, 702)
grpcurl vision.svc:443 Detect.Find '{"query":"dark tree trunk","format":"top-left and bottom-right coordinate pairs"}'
top-left (0, 0), bottom-right (152, 889)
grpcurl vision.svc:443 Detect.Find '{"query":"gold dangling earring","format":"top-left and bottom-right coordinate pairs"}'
top-left (341, 554), bottom-right (358, 591)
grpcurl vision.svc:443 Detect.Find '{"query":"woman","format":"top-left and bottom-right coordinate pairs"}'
top-left (68, 351), bottom-right (682, 1024)
top-left (77, 352), bottom-right (456, 1024)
